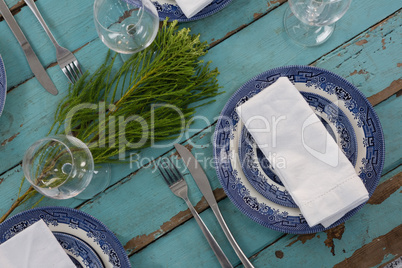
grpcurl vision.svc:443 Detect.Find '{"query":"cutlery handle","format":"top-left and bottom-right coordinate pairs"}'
top-left (24, 0), bottom-right (59, 47)
top-left (183, 197), bottom-right (233, 268)
top-left (211, 205), bottom-right (255, 268)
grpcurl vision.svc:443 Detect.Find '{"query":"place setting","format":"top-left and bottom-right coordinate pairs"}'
top-left (0, 0), bottom-right (236, 267)
top-left (213, 65), bottom-right (385, 234)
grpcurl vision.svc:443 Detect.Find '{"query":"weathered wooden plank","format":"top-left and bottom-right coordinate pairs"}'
top-left (367, 79), bottom-right (401, 106)
top-left (0, 0), bottom-right (287, 91)
top-left (333, 224), bottom-right (402, 268)
top-left (243, 174), bottom-right (401, 267)
top-left (0, 0), bottom-right (98, 88)
top-left (0, 0), bottom-right (287, 175)
top-left (1, 0), bottom-right (400, 228)
top-left (182, 0), bottom-right (287, 46)
top-left (128, 171), bottom-right (401, 267)
top-left (0, 0), bottom-right (23, 16)
top-left (0, 2), bottom-right (400, 267)
top-left (1, 0), bottom-right (400, 176)
top-left (123, 187), bottom-right (227, 254)
top-left (367, 172), bottom-right (401, 205)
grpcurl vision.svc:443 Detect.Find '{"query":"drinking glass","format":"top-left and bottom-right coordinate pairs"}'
top-left (284, 0), bottom-right (352, 46)
top-left (22, 135), bottom-right (110, 200)
top-left (93, 0), bottom-right (159, 56)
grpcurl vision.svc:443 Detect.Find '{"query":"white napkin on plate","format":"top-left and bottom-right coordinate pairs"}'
top-left (236, 77), bottom-right (369, 228)
top-left (0, 219), bottom-right (75, 268)
top-left (175, 0), bottom-right (213, 18)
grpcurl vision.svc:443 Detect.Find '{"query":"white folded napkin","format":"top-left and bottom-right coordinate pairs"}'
top-left (236, 77), bottom-right (369, 228)
top-left (175, 0), bottom-right (213, 18)
top-left (0, 219), bottom-right (75, 268)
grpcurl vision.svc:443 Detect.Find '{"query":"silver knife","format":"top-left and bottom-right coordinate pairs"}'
top-left (174, 143), bottom-right (255, 268)
top-left (0, 0), bottom-right (58, 95)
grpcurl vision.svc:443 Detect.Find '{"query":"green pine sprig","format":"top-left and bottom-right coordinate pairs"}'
top-left (0, 19), bottom-right (222, 223)
top-left (50, 19), bottom-right (221, 163)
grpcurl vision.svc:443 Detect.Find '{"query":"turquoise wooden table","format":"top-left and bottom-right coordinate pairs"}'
top-left (0, 0), bottom-right (401, 267)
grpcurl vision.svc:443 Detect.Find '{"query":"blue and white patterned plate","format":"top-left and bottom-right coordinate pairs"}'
top-left (0, 55), bottom-right (7, 117)
top-left (153, 0), bottom-right (233, 22)
top-left (213, 65), bottom-right (385, 234)
top-left (0, 206), bottom-right (131, 268)
top-left (238, 92), bottom-right (358, 208)
top-left (54, 232), bottom-right (103, 268)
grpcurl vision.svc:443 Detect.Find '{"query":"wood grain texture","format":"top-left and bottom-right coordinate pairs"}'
top-left (0, 0), bottom-right (401, 267)
top-left (367, 79), bottom-right (402, 106)
top-left (367, 172), bottom-right (402, 205)
top-left (0, 0), bottom-right (97, 89)
top-left (247, 172), bottom-right (401, 267)
top-left (123, 188), bottom-right (227, 254)
top-left (333, 224), bottom-right (402, 268)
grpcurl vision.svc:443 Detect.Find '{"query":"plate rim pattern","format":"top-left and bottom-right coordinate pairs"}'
top-left (213, 65), bottom-right (385, 234)
top-left (153, 0), bottom-right (233, 22)
top-left (0, 206), bottom-right (131, 268)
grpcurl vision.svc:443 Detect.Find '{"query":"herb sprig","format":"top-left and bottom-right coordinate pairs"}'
top-left (0, 19), bottom-right (221, 223)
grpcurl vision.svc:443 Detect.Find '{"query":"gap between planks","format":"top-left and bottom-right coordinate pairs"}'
top-left (124, 166), bottom-right (401, 257)
top-left (2, 0), bottom-right (400, 258)
top-left (333, 223), bottom-right (402, 268)
top-left (0, 1), bottom-right (25, 21)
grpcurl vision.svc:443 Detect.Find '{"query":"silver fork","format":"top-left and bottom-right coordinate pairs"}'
top-left (24, 0), bottom-right (82, 84)
top-left (158, 158), bottom-right (233, 268)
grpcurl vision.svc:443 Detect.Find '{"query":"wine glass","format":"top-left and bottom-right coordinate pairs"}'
top-left (93, 0), bottom-right (159, 57)
top-left (284, 0), bottom-right (352, 46)
top-left (22, 135), bottom-right (111, 200)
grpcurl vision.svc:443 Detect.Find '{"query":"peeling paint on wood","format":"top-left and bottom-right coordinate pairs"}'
top-left (184, 143), bottom-right (194, 152)
top-left (333, 225), bottom-right (402, 268)
top-left (286, 233), bottom-right (316, 247)
top-left (0, 1), bottom-right (25, 20)
top-left (253, 13), bottom-right (263, 19)
top-left (286, 223), bottom-right (346, 256)
top-left (210, 24), bottom-right (247, 47)
top-left (367, 79), bottom-right (402, 106)
top-left (370, 12), bottom-right (396, 32)
top-left (324, 224), bottom-right (345, 256)
top-left (349, 69), bottom-right (369, 76)
top-left (1, 132), bottom-right (20, 147)
top-left (355, 39), bottom-right (368, 46)
top-left (172, 143), bottom-right (194, 159)
top-left (368, 172), bottom-right (402, 205)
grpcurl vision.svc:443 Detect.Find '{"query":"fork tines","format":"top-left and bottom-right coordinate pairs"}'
top-left (62, 60), bottom-right (83, 84)
top-left (157, 158), bottom-right (182, 186)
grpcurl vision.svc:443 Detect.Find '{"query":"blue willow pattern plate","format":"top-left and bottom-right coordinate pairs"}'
top-left (238, 92), bottom-right (358, 208)
top-left (153, 0), bottom-right (233, 22)
top-left (213, 65), bottom-right (385, 234)
top-left (0, 206), bottom-right (131, 268)
top-left (54, 232), bottom-right (103, 268)
top-left (0, 55), bottom-right (6, 117)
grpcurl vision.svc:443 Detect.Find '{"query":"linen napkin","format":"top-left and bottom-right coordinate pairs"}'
top-left (0, 219), bottom-right (75, 268)
top-left (236, 77), bottom-right (369, 228)
top-left (175, 0), bottom-right (213, 18)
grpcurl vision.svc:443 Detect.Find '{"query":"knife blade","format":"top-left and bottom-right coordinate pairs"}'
top-left (174, 143), bottom-right (255, 268)
top-left (0, 0), bottom-right (58, 95)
